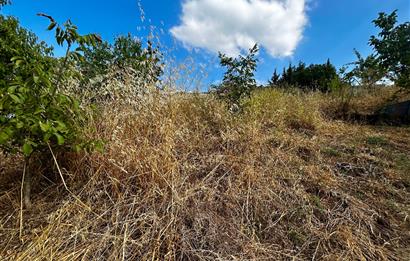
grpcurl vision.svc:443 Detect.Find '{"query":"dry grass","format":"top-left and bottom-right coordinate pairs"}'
top-left (0, 88), bottom-right (409, 260)
top-left (321, 86), bottom-right (410, 119)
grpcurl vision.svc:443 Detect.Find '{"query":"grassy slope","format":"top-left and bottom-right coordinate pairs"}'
top-left (0, 89), bottom-right (409, 260)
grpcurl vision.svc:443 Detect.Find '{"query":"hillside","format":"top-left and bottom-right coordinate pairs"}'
top-left (1, 89), bottom-right (409, 260)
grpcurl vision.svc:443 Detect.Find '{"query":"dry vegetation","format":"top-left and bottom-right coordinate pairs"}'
top-left (0, 88), bottom-right (409, 260)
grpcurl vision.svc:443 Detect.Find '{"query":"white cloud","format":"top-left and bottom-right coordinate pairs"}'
top-left (170, 0), bottom-right (308, 57)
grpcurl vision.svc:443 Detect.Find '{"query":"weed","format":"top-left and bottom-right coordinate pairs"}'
top-left (322, 147), bottom-right (341, 157)
top-left (367, 136), bottom-right (388, 146)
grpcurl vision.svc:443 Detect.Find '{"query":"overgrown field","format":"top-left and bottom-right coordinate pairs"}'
top-left (1, 88), bottom-right (409, 260)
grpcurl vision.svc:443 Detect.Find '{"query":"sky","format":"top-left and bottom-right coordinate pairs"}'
top-left (2, 0), bottom-right (409, 90)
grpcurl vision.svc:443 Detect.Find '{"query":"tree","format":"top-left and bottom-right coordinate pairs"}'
top-left (284, 63), bottom-right (293, 84)
top-left (268, 68), bottom-right (280, 87)
top-left (276, 60), bottom-right (338, 92)
top-left (293, 62), bottom-right (307, 87)
top-left (79, 34), bottom-right (163, 92)
top-left (0, 15), bottom-right (55, 89)
top-left (0, 14), bottom-right (100, 208)
top-left (80, 40), bottom-right (114, 84)
top-left (213, 44), bottom-right (259, 108)
top-left (113, 34), bottom-right (144, 68)
top-left (281, 67), bottom-right (287, 85)
top-left (369, 10), bottom-right (410, 88)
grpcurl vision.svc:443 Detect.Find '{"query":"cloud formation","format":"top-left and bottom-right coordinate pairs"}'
top-left (170, 0), bottom-right (308, 57)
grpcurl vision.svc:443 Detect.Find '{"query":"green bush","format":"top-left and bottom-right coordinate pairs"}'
top-left (212, 44), bottom-right (259, 109)
top-left (0, 13), bottom-right (100, 207)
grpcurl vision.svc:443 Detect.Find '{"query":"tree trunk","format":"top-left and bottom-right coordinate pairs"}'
top-left (23, 157), bottom-right (32, 209)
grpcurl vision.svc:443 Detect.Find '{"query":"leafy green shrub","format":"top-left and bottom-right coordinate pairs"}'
top-left (212, 44), bottom-right (259, 109)
top-left (0, 13), bottom-right (100, 207)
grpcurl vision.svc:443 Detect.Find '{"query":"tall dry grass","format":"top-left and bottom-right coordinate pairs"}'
top-left (0, 88), bottom-right (409, 260)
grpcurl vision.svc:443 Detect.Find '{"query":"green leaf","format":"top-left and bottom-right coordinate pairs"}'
top-left (22, 142), bottom-right (33, 156)
top-left (15, 59), bottom-right (24, 67)
top-left (73, 99), bottom-right (80, 111)
top-left (43, 133), bottom-right (52, 142)
top-left (73, 144), bottom-right (82, 153)
top-left (7, 86), bottom-right (17, 93)
top-left (10, 94), bottom-right (21, 103)
top-left (16, 121), bottom-right (24, 129)
top-left (39, 121), bottom-right (50, 132)
top-left (0, 131), bottom-right (10, 144)
top-left (34, 108), bottom-right (45, 115)
top-left (54, 133), bottom-right (65, 145)
top-left (33, 75), bottom-right (40, 84)
top-left (47, 22), bottom-right (57, 31)
top-left (10, 56), bottom-right (20, 62)
top-left (55, 121), bottom-right (67, 131)
top-left (94, 140), bottom-right (104, 153)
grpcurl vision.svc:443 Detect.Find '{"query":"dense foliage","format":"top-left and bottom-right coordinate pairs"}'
top-left (369, 10), bottom-right (410, 88)
top-left (0, 4), bottom-right (164, 206)
top-left (269, 60), bottom-right (338, 92)
top-left (0, 16), bottom-right (55, 90)
top-left (0, 13), bottom-right (101, 207)
top-left (0, 14), bottom-right (102, 155)
top-left (80, 34), bottom-right (163, 91)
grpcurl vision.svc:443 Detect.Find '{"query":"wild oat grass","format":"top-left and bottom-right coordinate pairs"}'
top-left (0, 88), bottom-right (409, 260)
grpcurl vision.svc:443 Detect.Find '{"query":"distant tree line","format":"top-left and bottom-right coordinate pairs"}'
top-left (268, 60), bottom-right (338, 92)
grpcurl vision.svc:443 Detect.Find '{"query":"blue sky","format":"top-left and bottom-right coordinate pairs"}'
top-left (2, 0), bottom-right (409, 90)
